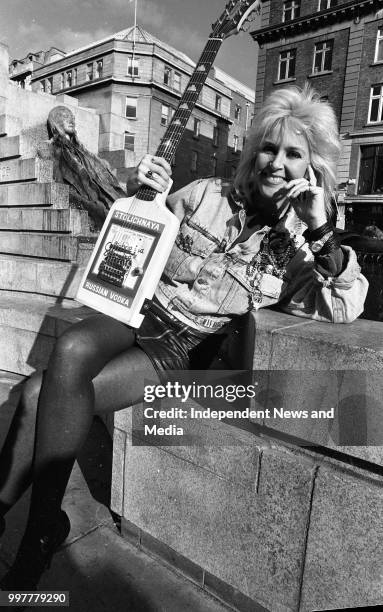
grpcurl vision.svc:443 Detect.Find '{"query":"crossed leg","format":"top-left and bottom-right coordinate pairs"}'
top-left (0, 313), bottom-right (160, 522)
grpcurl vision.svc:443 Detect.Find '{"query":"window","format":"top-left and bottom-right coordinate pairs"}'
top-left (96, 60), bottom-right (103, 79)
top-left (215, 95), bottom-right (222, 112)
top-left (233, 135), bottom-right (239, 153)
top-left (191, 151), bottom-right (198, 172)
top-left (375, 29), bottom-right (383, 63)
top-left (278, 49), bottom-right (296, 80)
top-left (211, 157), bottom-right (217, 176)
top-left (193, 118), bottom-right (201, 138)
top-left (65, 70), bottom-right (72, 88)
top-left (164, 66), bottom-right (172, 85)
top-left (173, 71), bottom-right (181, 91)
top-left (124, 132), bottom-right (135, 151)
top-left (125, 97), bottom-right (137, 118)
top-left (317, 0), bottom-right (336, 10)
top-left (234, 104), bottom-right (242, 121)
top-left (59, 73), bottom-right (64, 89)
top-left (86, 63), bottom-right (94, 81)
top-left (73, 69), bottom-right (77, 86)
top-left (368, 84), bottom-right (383, 123)
top-left (46, 77), bottom-right (53, 94)
top-left (313, 40), bottom-right (333, 73)
top-left (213, 126), bottom-right (219, 146)
top-left (161, 104), bottom-right (170, 126)
top-left (358, 145), bottom-right (383, 194)
top-left (127, 57), bottom-right (139, 77)
top-left (283, 0), bottom-right (300, 22)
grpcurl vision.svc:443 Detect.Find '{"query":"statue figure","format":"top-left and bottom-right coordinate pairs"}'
top-left (38, 105), bottom-right (126, 230)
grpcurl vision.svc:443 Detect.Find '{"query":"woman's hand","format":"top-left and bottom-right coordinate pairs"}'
top-left (125, 155), bottom-right (172, 196)
top-left (285, 165), bottom-right (328, 231)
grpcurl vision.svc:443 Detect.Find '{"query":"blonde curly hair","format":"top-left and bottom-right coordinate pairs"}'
top-left (234, 84), bottom-right (341, 216)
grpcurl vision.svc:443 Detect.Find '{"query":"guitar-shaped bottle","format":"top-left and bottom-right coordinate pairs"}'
top-left (76, 0), bottom-right (261, 327)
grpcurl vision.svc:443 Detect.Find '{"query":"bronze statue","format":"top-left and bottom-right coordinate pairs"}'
top-left (38, 105), bottom-right (126, 230)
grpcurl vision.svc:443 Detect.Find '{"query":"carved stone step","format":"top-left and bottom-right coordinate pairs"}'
top-left (0, 254), bottom-right (87, 298)
top-left (0, 114), bottom-right (22, 138)
top-left (0, 208), bottom-right (91, 235)
top-left (0, 182), bottom-right (69, 207)
top-left (0, 158), bottom-right (53, 184)
top-left (0, 232), bottom-right (96, 262)
top-left (0, 135), bottom-right (21, 160)
top-left (0, 133), bottom-right (45, 161)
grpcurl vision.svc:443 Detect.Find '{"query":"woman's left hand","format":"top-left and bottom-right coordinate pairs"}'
top-left (285, 165), bottom-right (327, 231)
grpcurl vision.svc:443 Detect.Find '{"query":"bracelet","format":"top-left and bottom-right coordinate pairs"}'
top-left (303, 221), bottom-right (333, 242)
top-left (315, 234), bottom-right (341, 256)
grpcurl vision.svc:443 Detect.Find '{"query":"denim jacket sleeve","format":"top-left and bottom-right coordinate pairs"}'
top-left (279, 244), bottom-right (369, 323)
top-left (166, 179), bottom-right (208, 222)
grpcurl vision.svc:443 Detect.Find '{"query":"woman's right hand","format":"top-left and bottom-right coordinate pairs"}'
top-left (126, 154), bottom-right (172, 196)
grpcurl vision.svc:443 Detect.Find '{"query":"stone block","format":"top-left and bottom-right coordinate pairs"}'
top-left (0, 232), bottom-right (93, 262)
top-left (3, 88), bottom-right (99, 153)
top-left (0, 208), bottom-right (89, 234)
top-left (0, 43), bottom-right (9, 110)
top-left (0, 324), bottom-right (56, 375)
top-left (120, 419), bottom-right (314, 611)
top-left (300, 467), bottom-right (383, 611)
top-left (250, 370), bottom-right (339, 445)
top-left (0, 157), bottom-right (53, 184)
top-left (269, 318), bottom-right (383, 370)
top-left (0, 182), bottom-right (69, 207)
top-left (245, 309), bottom-right (312, 370)
top-left (0, 116), bottom-right (22, 140)
top-left (0, 293), bottom-right (93, 374)
top-left (0, 293), bottom-right (82, 336)
top-left (124, 403), bottom-right (262, 487)
top-left (250, 369), bottom-right (383, 450)
top-left (0, 135), bottom-right (20, 160)
top-left (0, 255), bottom-right (86, 298)
top-left (55, 94), bottom-right (79, 107)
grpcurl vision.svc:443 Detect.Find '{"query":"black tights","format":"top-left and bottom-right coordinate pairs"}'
top-left (0, 314), bottom-right (160, 533)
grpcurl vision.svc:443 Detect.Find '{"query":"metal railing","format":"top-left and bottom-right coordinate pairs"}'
top-left (356, 251), bottom-right (383, 321)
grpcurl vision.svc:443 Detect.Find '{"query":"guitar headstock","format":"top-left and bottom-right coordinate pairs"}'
top-left (211, 0), bottom-right (261, 40)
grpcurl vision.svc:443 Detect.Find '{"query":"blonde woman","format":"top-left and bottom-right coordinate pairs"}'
top-left (0, 85), bottom-right (367, 590)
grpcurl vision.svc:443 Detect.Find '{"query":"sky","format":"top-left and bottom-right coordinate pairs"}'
top-left (0, 0), bottom-right (260, 90)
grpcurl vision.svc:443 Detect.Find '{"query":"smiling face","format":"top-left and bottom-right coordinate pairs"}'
top-left (253, 124), bottom-right (310, 214)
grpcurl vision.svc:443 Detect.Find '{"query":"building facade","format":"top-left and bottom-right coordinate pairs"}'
top-left (251, 0), bottom-right (383, 231)
top-left (9, 26), bottom-right (254, 191)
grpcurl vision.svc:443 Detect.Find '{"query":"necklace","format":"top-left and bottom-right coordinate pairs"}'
top-left (246, 229), bottom-right (298, 306)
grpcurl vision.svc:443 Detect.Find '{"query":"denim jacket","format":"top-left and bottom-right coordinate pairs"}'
top-left (154, 178), bottom-right (368, 334)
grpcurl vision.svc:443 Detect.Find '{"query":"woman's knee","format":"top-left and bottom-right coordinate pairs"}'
top-left (50, 325), bottom-right (96, 368)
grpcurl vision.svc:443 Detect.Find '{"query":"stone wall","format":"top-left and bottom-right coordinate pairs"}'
top-left (111, 309), bottom-right (383, 612)
top-left (0, 43), bottom-right (98, 157)
top-left (0, 41), bottom-right (99, 374)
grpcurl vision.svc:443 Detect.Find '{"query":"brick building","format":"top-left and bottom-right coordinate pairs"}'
top-left (251, 0), bottom-right (383, 231)
top-left (9, 26), bottom-right (254, 191)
